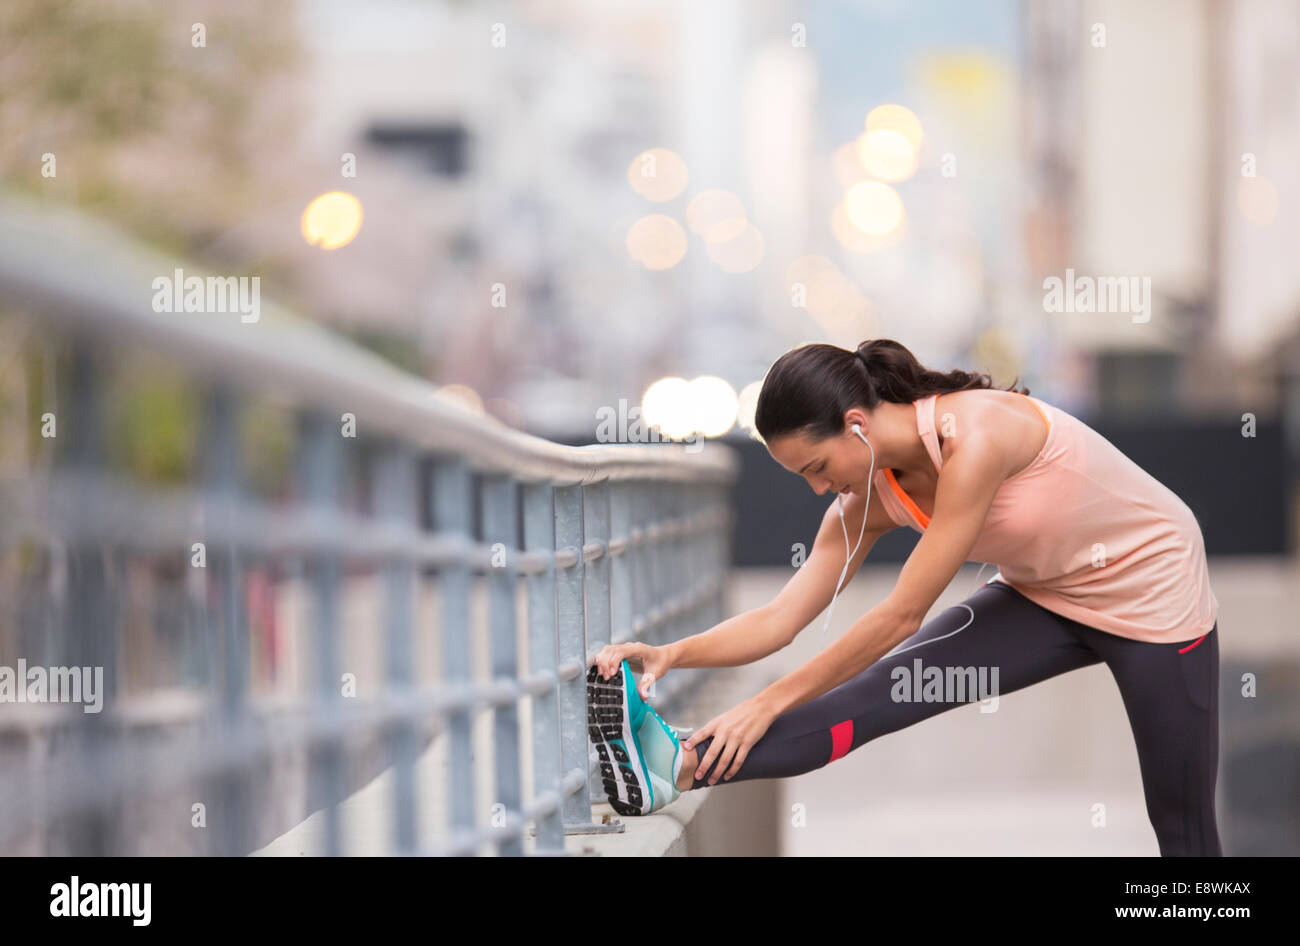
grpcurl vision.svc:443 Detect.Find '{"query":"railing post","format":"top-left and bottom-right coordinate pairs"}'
top-left (375, 442), bottom-right (420, 854)
top-left (628, 480), bottom-right (648, 649)
top-left (201, 384), bottom-right (252, 856)
top-left (521, 481), bottom-right (566, 853)
top-left (481, 473), bottom-right (522, 855)
top-left (717, 482), bottom-right (733, 626)
top-left (553, 484), bottom-right (591, 820)
top-left (432, 457), bottom-right (475, 852)
top-left (583, 481), bottom-right (612, 657)
top-left (647, 480), bottom-right (665, 649)
top-left (296, 410), bottom-right (345, 856)
top-left (609, 482), bottom-right (633, 651)
top-left (665, 479), bottom-right (684, 650)
top-left (57, 342), bottom-right (119, 855)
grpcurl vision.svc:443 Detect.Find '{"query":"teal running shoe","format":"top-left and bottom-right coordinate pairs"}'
top-left (587, 659), bottom-right (685, 815)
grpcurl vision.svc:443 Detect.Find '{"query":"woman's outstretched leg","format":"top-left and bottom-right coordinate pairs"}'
top-left (684, 581), bottom-right (1101, 788)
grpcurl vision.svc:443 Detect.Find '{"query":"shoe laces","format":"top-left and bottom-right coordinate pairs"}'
top-left (651, 706), bottom-right (681, 741)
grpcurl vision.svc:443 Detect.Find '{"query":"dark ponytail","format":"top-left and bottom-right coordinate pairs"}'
top-left (753, 338), bottom-right (1028, 443)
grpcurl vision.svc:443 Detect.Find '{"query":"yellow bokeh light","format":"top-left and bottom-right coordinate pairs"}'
top-left (642, 377), bottom-right (694, 439)
top-left (865, 104), bottom-right (923, 151)
top-left (832, 200), bottom-right (905, 252)
top-left (843, 181), bottom-right (904, 236)
top-left (626, 215), bottom-right (688, 270)
top-left (301, 191), bottom-right (364, 250)
top-left (687, 376), bottom-right (739, 437)
top-left (626, 148), bottom-right (690, 202)
top-left (856, 128), bottom-right (917, 182)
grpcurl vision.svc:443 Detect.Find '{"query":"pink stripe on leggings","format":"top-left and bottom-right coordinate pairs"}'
top-left (829, 720), bottom-right (853, 762)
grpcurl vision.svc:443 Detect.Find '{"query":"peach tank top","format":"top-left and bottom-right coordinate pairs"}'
top-left (872, 392), bottom-right (1218, 645)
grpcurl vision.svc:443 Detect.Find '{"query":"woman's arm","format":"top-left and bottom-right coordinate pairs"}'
top-left (668, 487), bottom-right (887, 670)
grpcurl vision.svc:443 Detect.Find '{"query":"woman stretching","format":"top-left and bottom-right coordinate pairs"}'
top-left (586, 338), bottom-right (1221, 856)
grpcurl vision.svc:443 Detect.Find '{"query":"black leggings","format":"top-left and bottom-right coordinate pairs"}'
top-left (687, 579), bottom-right (1222, 856)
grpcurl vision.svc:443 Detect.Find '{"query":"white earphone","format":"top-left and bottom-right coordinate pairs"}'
top-left (818, 422), bottom-right (876, 644)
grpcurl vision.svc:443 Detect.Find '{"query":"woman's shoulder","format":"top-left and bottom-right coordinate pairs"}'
top-left (932, 388), bottom-right (1050, 475)
top-left (933, 387), bottom-right (1044, 430)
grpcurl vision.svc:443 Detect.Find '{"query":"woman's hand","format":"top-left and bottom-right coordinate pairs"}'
top-left (590, 642), bottom-right (673, 700)
top-left (682, 696), bottom-right (778, 784)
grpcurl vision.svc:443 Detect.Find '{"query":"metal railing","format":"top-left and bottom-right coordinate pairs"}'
top-left (0, 198), bottom-right (738, 856)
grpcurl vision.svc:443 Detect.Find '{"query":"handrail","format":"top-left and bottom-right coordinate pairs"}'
top-left (0, 195), bottom-right (739, 857)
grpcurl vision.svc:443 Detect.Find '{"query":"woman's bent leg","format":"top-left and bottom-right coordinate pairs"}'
top-left (686, 581), bottom-right (1102, 788)
top-left (1077, 623), bottom-right (1223, 856)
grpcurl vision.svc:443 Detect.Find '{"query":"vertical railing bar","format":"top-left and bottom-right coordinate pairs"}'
top-left (375, 441), bottom-right (419, 854)
top-left (432, 456), bottom-right (475, 852)
top-left (609, 482), bottom-right (634, 652)
top-left (296, 410), bottom-right (345, 856)
top-left (649, 480), bottom-right (665, 650)
top-left (481, 473), bottom-right (522, 855)
top-left (554, 484), bottom-right (598, 822)
top-left (583, 481), bottom-right (612, 655)
top-left (522, 481), bottom-right (566, 854)
top-left (716, 481), bottom-right (732, 627)
top-left (201, 384), bottom-right (252, 856)
top-left (58, 342), bottom-right (117, 855)
top-left (629, 480), bottom-right (646, 646)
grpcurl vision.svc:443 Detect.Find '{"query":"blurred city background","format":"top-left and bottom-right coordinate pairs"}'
top-left (0, 0), bottom-right (1296, 856)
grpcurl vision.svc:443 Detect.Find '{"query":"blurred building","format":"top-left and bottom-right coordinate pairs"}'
top-left (294, 0), bottom-right (727, 435)
top-left (1023, 0), bottom-right (1300, 424)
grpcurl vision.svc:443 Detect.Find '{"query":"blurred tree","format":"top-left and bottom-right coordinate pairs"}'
top-left (0, 0), bottom-right (305, 484)
top-left (0, 0), bottom-right (303, 257)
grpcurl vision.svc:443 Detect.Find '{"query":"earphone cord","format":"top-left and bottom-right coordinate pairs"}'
top-left (819, 430), bottom-right (875, 645)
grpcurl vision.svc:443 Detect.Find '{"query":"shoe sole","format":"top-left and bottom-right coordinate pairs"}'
top-left (586, 663), bottom-right (649, 815)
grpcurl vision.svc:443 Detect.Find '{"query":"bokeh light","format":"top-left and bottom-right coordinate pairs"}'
top-left (856, 127), bottom-right (917, 182)
top-left (687, 375), bottom-right (739, 436)
top-left (843, 181), bottom-right (905, 235)
top-left (832, 199), bottom-right (906, 252)
top-left (626, 148), bottom-right (689, 202)
top-left (686, 189), bottom-right (748, 243)
top-left (301, 191), bottom-right (364, 249)
top-left (865, 103), bottom-right (924, 151)
top-left (641, 376), bottom-right (694, 439)
top-left (626, 214), bottom-right (688, 269)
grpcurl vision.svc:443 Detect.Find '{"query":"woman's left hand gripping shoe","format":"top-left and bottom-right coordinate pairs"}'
top-left (586, 659), bottom-right (685, 815)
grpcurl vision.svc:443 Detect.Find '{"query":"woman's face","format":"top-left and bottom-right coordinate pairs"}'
top-left (768, 428), bottom-right (861, 498)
